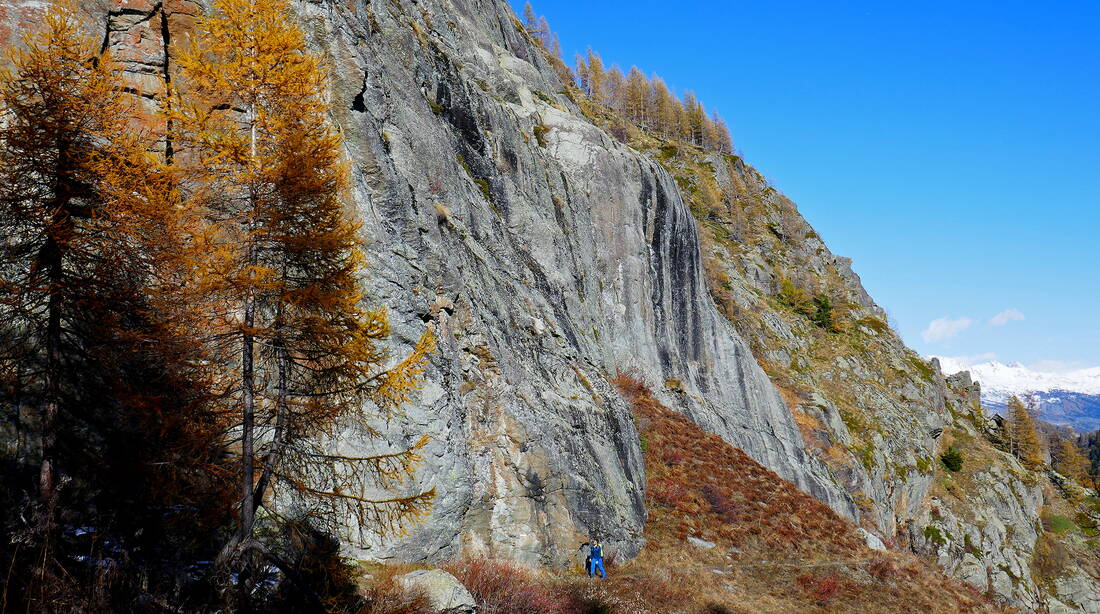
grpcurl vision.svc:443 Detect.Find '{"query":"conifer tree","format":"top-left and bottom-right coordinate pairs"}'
top-left (575, 54), bottom-right (591, 95)
top-left (1055, 438), bottom-right (1090, 484)
top-left (585, 49), bottom-right (606, 103)
top-left (624, 66), bottom-right (650, 127)
top-left (0, 0), bottom-right (147, 536)
top-left (169, 0), bottom-right (436, 567)
top-left (650, 77), bottom-right (678, 136)
top-left (702, 113), bottom-right (722, 151)
top-left (0, 3), bottom-right (228, 604)
top-left (523, 2), bottom-right (539, 33)
top-left (682, 91), bottom-right (706, 146)
top-left (1005, 395), bottom-right (1044, 470)
top-left (712, 111), bottom-right (734, 153)
top-left (605, 65), bottom-right (626, 110)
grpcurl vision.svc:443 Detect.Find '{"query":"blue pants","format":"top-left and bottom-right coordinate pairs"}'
top-left (588, 558), bottom-right (605, 578)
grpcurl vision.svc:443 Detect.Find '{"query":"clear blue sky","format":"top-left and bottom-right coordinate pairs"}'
top-left (511, 0), bottom-right (1100, 371)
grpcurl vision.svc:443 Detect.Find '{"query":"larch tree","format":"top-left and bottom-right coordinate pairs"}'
top-left (712, 111), bottom-right (734, 153)
top-left (536, 16), bottom-right (561, 57)
top-left (682, 91), bottom-right (706, 146)
top-left (575, 54), bottom-right (591, 95)
top-left (624, 67), bottom-right (650, 127)
top-left (701, 114), bottom-right (722, 151)
top-left (0, 2), bottom-right (227, 603)
top-left (585, 49), bottom-right (606, 102)
top-left (1005, 395), bottom-right (1044, 470)
top-left (1055, 438), bottom-right (1090, 485)
top-left (0, 0), bottom-right (145, 536)
top-left (522, 2), bottom-right (539, 33)
top-left (605, 65), bottom-right (626, 110)
top-left (650, 77), bottom-right (678, 136)
top-left (169, 0), bottom-right (436, 568)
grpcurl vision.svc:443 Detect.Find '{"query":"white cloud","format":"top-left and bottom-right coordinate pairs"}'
top-left (1028, 360), bottom-right (1086, 374)
top-left (989, 309), bottom-right (1025, 327)
top-left (921, 316), bottom-right (973, 343)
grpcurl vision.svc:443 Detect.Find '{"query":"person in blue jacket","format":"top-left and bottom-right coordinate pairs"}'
top-left (582, 537), bottom-right (606, 578)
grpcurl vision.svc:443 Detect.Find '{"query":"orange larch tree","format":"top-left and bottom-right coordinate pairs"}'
top-left (0, 0), bottom-right (147, 536)
top-left (0, 2), bottom-right (229, 606)
top-left (168, 0), bottom-right (436, 569)
top-left (1005, 395), bottom-right (1044, 470)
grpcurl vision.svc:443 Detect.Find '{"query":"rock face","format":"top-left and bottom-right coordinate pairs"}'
top-left (300, 0), bottom-right (856, 563)
top-left (42, 0), bottom-right (851, 565)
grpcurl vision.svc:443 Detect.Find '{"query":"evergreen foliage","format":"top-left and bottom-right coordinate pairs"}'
top-left (573, 50), bottom-right (734, 153)
top-left (940, 447), bottom-right (964, 472)
top-left (0, 2), bottom-right (231, 607)
top-left (520, 3), bottom-right (734, 153)
top-left (1005, 395), bottom-right (1044, 470)
top-left (169, 0), bottom-right (436, 588)
top-left (1054, 438), bottom-right (1090, 485)
top-left (0, 0), bottom-right (437, 608)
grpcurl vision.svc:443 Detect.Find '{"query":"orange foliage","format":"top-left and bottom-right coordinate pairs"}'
top-left (168, 0), bottom-right (435, 550)
top-left (0, 2), bottom-right (234, 607)
top-left (609, 374), bottom-right (1007, 614)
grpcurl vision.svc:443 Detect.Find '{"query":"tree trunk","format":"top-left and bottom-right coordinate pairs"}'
top-left (240, 102), bottom-right (260, 542)
top-left (240, 268), bottom-right (256, 540)
top-left (252, 330), bottom-right (288, 514)
top-left (38, 231), bottom-right (62, 537)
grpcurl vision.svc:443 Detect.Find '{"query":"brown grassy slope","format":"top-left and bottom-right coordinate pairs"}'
top-left (601, 375), bottom-right (1010, 614)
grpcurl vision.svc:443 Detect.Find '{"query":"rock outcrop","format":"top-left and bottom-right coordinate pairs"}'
top-left (52, 0), bottom-right (851, 564)
top-left (301, 0), bottom-right (855, 563)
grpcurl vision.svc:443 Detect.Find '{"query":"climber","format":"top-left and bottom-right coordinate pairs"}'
top-left (580, 537), bottom-right (606, 578)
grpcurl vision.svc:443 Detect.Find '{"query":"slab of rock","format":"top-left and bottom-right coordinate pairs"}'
top-left (687, 536), bottom-right (716, 550)
top-left (857, 528), bottom-right (887, 551)
top-left (394, 569), bottom-right (476, 614)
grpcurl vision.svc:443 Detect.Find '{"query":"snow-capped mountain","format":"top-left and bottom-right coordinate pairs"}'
top-left (935, 358), bottom-right (1100, 432)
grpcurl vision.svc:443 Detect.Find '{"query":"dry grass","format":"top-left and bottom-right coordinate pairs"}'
top-left (604, 374), bottom-right (1010, 614)
top-left (445, 558), bottom-right (575, 614)
top-left (352, 562), bottom-right (435, 614)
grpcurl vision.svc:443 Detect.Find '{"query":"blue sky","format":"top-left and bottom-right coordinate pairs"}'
top-left (511, 0), bottom-right (1100, 371)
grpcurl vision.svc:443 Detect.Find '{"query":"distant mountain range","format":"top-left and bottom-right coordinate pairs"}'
top-left (935, 359), bottom-right (1100, 433)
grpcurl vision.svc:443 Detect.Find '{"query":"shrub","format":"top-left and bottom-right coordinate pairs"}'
top-left (1032, 533), bottom-right (1071, 580)
top-left (797, 573), bottom-right (843, 605)
top-left (650, 481), bottom-right (688, 507)
top-left (778, 277), bottom-right (814, 317)
top-left (923, 526), bottom-right (947, 546)
top-left (940, 447), bottom-right (963, 472)
top-left (357, 578), bottom-right (434, 614)
top-left (810, 295), bottom-right (834, 330)
top-left (867, 555), bottom-right (898, 580)
top-left (701, 484), bottom-right (738, 523)
top-left (534, 124), bottom-right (550, 147)
top-left (446, 558), bottom-right (573, 614)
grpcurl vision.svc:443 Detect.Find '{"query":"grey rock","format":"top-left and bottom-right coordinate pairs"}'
top-left (394, 569), bottom-right (476, 614)
top-left (857, 528), bottom-right (886, 552)
top-left (279, 0), bottom-right (854, 565)
top-left (687, 536), bottom-right (716, 550)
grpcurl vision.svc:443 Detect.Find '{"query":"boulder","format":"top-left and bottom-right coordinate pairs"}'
top-left (394, 569), bottom-right (476, 614)
top-left (687, 536), bottom-right (716, 550)
top-left (857, 528), bottom-right (886, 552)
